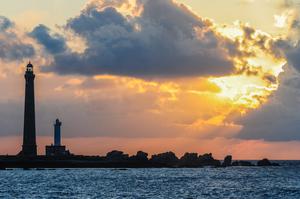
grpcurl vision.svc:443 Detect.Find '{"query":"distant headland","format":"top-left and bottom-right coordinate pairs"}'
top-left (0, 63), bottom-right (279, 169)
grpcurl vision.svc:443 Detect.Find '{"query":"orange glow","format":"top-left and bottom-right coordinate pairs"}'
top-left (1, 136), bottom-right (300, 160)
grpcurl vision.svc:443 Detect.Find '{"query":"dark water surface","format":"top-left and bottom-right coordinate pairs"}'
top-left (1, 161), bottom-right (300, 198)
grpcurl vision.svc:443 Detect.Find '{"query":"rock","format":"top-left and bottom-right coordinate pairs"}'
top-left (106, 150), bottom-right (129, 162)
top-left (150, 151), bottom-right (179, 166)
top-left (257, 158), bottom-right (271, 166)
top-left (222, 155), bottom-right (232, 167)
top-left (231, 161), bottom-right (238, 166)
top-left (257, 158), bottom-right (280, 166)
top-left (231, 161), bottom-right (254, 166)
top-left (136, 151), bottom-right (148, 161)
top-left (179, 153), bottom-right (201, 167)
top-left (130, 151), bottom-right (149, 162)
top-left (199, 153), bottom-right (221, 167)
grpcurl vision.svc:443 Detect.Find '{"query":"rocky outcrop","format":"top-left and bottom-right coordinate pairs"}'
top-left (178, 153), bottom-right (221, 167)
top-left (257, 158), bottom-right (280, 166)
top-left (105, 150), bottom-right (129, 162)
top-left (130, 151), bottom-right (149, 162)
top-left (232, 161), bottom-right (255, 166)
top-left (198, 153), bottom-right (221, 167)
top-left (179, 153), bottom-right (201, 167)
top-left (150, 152), bottom-right (179, 166)
top-left (222, 155), bottom-right (232, 167)
top-left (103, 152), bottom-right (279, 168)
top-left (0, 153), bottom-right (281, 168)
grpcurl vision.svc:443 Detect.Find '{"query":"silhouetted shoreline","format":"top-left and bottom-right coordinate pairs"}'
top-left (0, 151), bottom-right (279, 169)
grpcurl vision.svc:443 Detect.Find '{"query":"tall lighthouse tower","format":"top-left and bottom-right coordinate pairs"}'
top-left (54, 119), bottom-right (62, 146)
top-left (20, 62), bottom-right (37, 156)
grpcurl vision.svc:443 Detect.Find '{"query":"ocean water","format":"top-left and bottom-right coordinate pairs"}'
top-left (1, 161), bottom-right (300, 199)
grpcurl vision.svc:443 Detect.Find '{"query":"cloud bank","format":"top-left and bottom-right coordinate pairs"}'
top-left (0, 16), bottom-right (35, 61)
top-left (30, 25), bottom-right (67, 54)
top-left (236, 0), bottom-right (300, 141)
top-left (0, 0), bottom-right (300, 144)
top-left (237, 65), bottom-right (300, 141)
top-left (32, 0), bottom-right (238, 78)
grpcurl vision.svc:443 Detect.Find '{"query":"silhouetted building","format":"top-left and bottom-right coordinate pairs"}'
top-left (46, 119), bottom-right (71, 156)
top-left (19, 62), bottom-right (37, 156)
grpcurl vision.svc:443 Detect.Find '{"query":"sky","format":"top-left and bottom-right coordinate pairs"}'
top-left (0, 0), bottom-right (300, 159)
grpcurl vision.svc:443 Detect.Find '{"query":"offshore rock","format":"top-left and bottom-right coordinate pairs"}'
top-left (0, 154), bottom-right (280, 168)
top-left (179, 153), bottom-right (201, 167)
top-left (232, 161), bottom-right (255, 166)
top-left (199, 153), bottom-right (221, 167)
top-left (150, 151), bottom-right (179, 166)
top-left (130, 151), bottom-right (149, 162)
top-left (105, 150), bottom-right (129, 162)
top-left (222, 155), bottom-right (232, 167)
top-left (257, 158), bottom-right (280, 166)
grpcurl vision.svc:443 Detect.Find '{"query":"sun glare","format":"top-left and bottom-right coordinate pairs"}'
top-left (274, 14), bottom-right (288, 28)
top-left (210, 22), bottom-right (287, 112)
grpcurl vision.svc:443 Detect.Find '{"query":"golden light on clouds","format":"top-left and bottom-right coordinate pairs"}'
top-left (0, 0), bottom-right (294, 146)
top-left (46, 0), bottom-right (289, 139)
top-left (208, 21), bottom-right (287, 113)
top-left (211, 75), bottom-right (274, 109)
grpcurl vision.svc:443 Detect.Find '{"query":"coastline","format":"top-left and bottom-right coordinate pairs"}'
top-left (0, 151), bottom-right (279, 169)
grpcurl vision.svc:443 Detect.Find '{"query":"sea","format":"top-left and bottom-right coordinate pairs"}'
top-left (1, 161), bottom-right (300, 199)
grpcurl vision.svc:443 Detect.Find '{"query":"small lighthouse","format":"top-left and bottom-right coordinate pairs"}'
top-left (45, 119), bottom-right (71, 156)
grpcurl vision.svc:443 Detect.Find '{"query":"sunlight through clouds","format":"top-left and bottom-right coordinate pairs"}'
top-left (0, 0), bottom-right (299, 158)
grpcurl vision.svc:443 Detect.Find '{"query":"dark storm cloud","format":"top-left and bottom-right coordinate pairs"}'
top-left (67, 7), bottom-right (133, 35)
top-left (237, 66), bottom-right (300, 141)
top-left (286, 45), bottom-right (300, 70)
top-left (275, 0), bottom-right (300, 73)
top-left (0, 16), bottom-right (35, 61)
top-left (272, 39), bottom-right (300, 73)
top-left (38, 0), bottom-right (236, 78)
top-left (30, 25), bottom-right (67, 54)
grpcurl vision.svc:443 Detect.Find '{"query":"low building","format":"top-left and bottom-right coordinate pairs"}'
top-left (45, 119), bottom-right (71, 157)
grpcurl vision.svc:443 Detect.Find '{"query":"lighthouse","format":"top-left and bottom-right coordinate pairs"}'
top-left (46, 119), bottom-right (71, 156)
top-left (54, 119), bottom-right (62, 146)
top-left (20, 62), bottom-right (37, 156)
